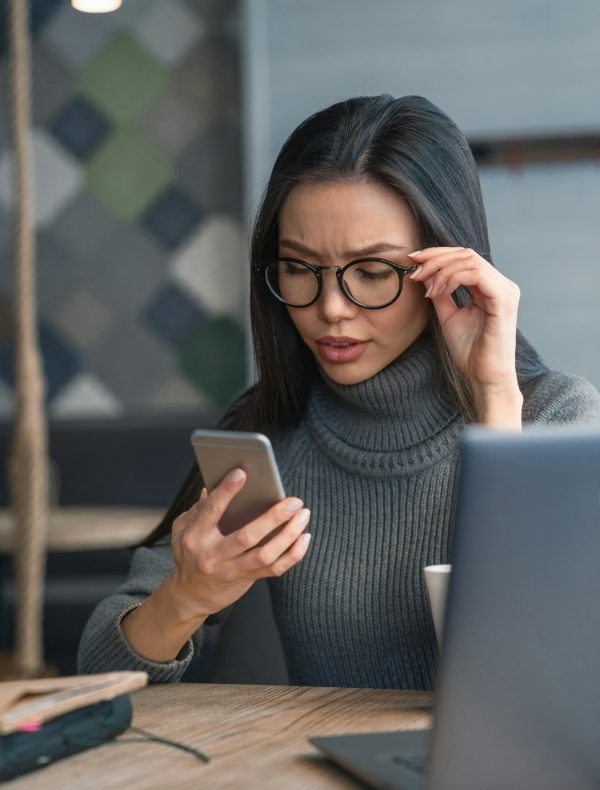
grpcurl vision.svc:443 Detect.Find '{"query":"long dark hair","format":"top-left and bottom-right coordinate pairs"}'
top-left (142, 94), bottom-right (548, 546)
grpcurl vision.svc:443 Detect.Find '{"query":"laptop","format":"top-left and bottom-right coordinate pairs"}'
top-left (310, 426), bottom-right (600, 789)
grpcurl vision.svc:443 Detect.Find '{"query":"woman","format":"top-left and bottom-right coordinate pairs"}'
top-left (78, 95), bottom-right (600, 689)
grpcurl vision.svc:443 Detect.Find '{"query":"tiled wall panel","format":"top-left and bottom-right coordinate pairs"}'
top-left (0, 0), bottom-right (245, 419)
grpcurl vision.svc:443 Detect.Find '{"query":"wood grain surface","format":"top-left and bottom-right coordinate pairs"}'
top-left (5, 683), bottom-right (432, 789)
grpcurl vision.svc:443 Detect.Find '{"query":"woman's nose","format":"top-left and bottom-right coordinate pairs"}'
top-left (317, 271), bottom-right (357, 322)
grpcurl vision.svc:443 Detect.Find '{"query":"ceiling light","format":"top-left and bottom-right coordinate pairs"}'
top-left (71, 0), bottom-right (122, 13)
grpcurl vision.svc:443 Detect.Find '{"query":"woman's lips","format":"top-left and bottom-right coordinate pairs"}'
top-left (316, 336), bottom-right (369, 363)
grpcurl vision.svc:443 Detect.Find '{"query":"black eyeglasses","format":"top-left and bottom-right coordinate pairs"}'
top-left (259, 257), bottom-right (419, 309)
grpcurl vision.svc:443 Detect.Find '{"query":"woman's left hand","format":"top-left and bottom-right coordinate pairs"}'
top-left (407, 246), bottom-right (521, 390)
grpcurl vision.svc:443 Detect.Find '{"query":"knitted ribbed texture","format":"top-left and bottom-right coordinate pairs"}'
top-left (77, 545), bottom-right (199, 681)
top-left (269, 337), bottom-right (463, 689)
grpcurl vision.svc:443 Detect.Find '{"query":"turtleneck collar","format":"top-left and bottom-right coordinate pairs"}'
top-left (305, 334), bottom-right (463, 477)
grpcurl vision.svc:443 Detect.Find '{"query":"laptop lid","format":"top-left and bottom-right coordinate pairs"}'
top-left (426, 425), bottom-right (600, 790)
top-left (310, 426), bottom-right (600, 789)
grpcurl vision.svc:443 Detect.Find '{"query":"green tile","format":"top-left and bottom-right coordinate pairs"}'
top-left (79, 33), bottom-right (168, 125)
top-left (86, 130), bottom-right (172, 221)
top-left (180, 317), bottom-right (246, 407)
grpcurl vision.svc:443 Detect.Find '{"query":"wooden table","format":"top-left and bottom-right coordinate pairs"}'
top-left (6, 684), bottom-right (432, 789)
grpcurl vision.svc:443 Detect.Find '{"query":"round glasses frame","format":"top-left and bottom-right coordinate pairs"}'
top-left (259, 257), bottom-right (419, 310)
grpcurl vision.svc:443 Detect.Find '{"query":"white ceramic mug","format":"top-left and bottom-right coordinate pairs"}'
top-left (424, 564), bottom-right (452, 645)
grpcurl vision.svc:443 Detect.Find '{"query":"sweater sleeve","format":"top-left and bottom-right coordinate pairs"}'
top-left (77, 543), bottom-right (202, 682)
top-left (522, 370), bottom-right (600, 426)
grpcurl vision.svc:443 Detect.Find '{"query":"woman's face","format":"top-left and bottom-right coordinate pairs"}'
top-left (278, 180), bottom-right (429, 385)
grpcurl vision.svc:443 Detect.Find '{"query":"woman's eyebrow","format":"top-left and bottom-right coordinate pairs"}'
top-left (279, 239), bottom-right (409, 257)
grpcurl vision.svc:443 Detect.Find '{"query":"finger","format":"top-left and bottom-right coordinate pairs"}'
top-left (423, 258), bottom-right (480, 299)
top-left (231, 507), bottom-right (311, 573)
top-left (408, 249), bottom-right (474, 282)
top-left (408, 245), bottom-right (491, 261)
top-left (429, 288), bottom-right (462, 326)
top-left (217, 496), bottom-right (305, 561)
top-left (196, 467), bottom-right (248, 531)
top-left (408, 246), bottom-right (469, 260)
top-left (258, 532), bottom-right (312, 579)
top-left (172, 485), bottom-right (209, 537)
top-left (433, 266), bottom-right (518, 311)
top-left (436, 268), bottom-right (489, 301)
top-left (171, 499), bottom-right (201, 536)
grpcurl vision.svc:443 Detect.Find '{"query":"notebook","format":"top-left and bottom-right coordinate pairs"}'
top-left (310, 425), bottom-right (600, 789)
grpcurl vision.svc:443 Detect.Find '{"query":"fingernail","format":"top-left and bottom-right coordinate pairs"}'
top-left (424, 283), bottom-right (433, 298)
top-left (228, 468), bottom-right (245, 483)
top-left (284, 498), bottom-right (303, 514)
top-left (439, 281), bottom-right (446, 294)
top-left (408, 250), bottom-right (422, 257)
top-left (408, 265), bottom-right (422, 279)
top-left (297, 508), bottom-right (310, 527)
top-left (300, 533), bottom-right (312, 549)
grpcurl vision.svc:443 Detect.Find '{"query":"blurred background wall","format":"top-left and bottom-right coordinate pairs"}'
top-left (244, 0), bottom-right (600, 389)
top-left (0, 0), bottom-right (245, 420)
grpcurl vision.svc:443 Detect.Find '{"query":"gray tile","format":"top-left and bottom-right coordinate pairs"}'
top-left (85, 224), bottom-right (169, 318)
top-left (141, 85), bottom-right (205, 159)
top-left (171, 215), bottom-right (244, 315)
top-left (49, 371), bottom-right (124, 419)
top-left (40, 222), bottom-right (168, 331)
top-left (0, 130), bottom-right (83, 229)
top-left (150, 370), bottom-right (210, 411)
top-left (173, 35), bottom-right (240, 124)
top-left (86, 316), bottom-right (176, 405)
top-left (134, 0), bottom-right (205, 66)
top-left (106, 0), bottom-right (150, 30)
top-left (177, 121), bottom-right (242, 216)
top-left (52, 289), bottom-right (112, 350)
top-left (36, 230), bottom-right (86, 318)
top-left (42, 3), bottom-right (121, 68)
top-left (53, 192), bottom-right (120, 263)
top-left (32, 42), bottom-right (74, 126)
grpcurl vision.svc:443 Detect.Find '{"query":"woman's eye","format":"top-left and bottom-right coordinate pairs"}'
top-left (356, 267), bottom-right (393, 280)
top-left (283, 262), bottom-right (310, 275)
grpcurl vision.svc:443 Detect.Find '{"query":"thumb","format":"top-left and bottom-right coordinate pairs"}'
top-left (431, 291), bottom-right (460, 327)
top-left (200, 468), bottom-right (247, 526)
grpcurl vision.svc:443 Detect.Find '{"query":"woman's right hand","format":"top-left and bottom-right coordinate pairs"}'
top-left (165, 468), bottom-right (311, 623)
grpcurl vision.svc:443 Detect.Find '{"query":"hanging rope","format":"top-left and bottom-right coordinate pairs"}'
top-left (8, 0), bottom-right (50, 677)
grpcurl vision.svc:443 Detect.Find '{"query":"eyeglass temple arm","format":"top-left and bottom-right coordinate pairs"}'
top-left (255, 262), bottom-right (420, 274)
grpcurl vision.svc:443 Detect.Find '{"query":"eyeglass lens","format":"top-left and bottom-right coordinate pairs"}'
top-left (266, 259), bottom-right (403, 307)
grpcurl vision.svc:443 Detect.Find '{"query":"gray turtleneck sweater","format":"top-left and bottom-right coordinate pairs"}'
top-left (77, 340), bottom-right (600, 688)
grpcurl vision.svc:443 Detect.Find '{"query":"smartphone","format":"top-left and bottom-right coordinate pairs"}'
top-left (191, 429), bottom-right (286, 535)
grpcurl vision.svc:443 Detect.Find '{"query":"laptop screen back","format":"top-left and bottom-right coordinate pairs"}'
top-left (426, 426), bottom-right (600, 790)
